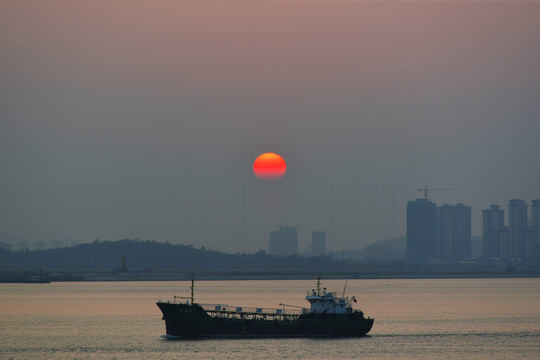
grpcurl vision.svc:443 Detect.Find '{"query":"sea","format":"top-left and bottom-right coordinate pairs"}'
top-left (1, 278), bottom-right (539, 359)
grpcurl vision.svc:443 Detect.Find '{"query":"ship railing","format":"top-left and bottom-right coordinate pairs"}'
top-left (197, 303), bottom-right (306, 316)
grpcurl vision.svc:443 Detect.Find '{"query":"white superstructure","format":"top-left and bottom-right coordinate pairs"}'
top-left (305, 277), bottom-right (354, 314)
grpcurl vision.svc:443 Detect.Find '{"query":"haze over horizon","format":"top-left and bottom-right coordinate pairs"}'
top-left (1, 1), bottom-right (539, 253)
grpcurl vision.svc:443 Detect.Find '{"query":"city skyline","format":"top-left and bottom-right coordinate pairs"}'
top-left (3, 193), bottom-right (540, 255)
top-left (482, 199), bottom-right (539, 259)
top-left (406, 197), bottom-right (539, 262)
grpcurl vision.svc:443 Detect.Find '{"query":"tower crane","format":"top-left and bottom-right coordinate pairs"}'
top-left (418, 185), bottom-right (461, 199)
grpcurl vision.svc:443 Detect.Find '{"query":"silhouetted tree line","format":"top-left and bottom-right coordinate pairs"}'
top-left (0, 239), bottom-right (354, 272)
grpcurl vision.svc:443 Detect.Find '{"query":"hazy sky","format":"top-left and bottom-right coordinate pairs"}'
top-left (1, 0), bottom-right (539, 253)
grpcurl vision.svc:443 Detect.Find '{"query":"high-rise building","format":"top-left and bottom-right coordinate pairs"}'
top-left (494, 227), bottom-right (510, 259)
top-left (531, 200), bottom-right (540, 247)
top-left (471, 237), bottom-right (483, 259)
top-left (311, 231), bottom-right (326, 257)
top-left (508, 199), bottom-right (528, 258)
top-left (523, 229), bottom-right (536, 259)
top-left (269, 225), bottom-right (298, 256)
top-left (436, 203), bottom-right (471, 259)
top-left (482, 200), bottom-right (538, 260)
top-left (407, 198), bottom-right (436, 262)
top-left (482, 204), bottom-right (505, 257)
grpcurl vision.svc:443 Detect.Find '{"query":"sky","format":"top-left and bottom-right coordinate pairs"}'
top-left (1, 0), bottom-right (539, 253)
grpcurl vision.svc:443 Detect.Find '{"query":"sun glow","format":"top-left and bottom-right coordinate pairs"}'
top-left (253, 153), bottom-right (287, 181)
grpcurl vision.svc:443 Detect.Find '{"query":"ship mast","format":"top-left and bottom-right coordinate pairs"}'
top-left (190, 274), bottom-right (195, 304)
top-left (316, 274), bottom-right (322, 296)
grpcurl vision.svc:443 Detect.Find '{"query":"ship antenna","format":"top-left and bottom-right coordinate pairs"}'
top-left (190, 273), bottom-right (195, 305)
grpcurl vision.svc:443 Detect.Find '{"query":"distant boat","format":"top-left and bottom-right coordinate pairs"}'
top-left (156, 276), bottom-right (374, 338)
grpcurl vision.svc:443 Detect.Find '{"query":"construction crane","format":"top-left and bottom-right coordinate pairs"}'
top-left (418, 185), bottom-right (461, 199)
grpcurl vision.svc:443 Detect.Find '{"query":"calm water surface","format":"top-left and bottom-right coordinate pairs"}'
top-left (1, 278), bottom-right (539, 359)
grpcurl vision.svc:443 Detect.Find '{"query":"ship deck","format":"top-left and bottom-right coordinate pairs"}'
top-left (200, 303), bottom-right (307, 321)
top-left (163, 300), bottom-right (308, 321)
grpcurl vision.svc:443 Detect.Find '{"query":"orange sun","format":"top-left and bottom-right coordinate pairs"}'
top-left (253, 153), bottom-right (287, 181)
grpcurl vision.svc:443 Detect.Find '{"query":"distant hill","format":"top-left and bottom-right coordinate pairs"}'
top-left (0, 239), bottom-right (355, 272)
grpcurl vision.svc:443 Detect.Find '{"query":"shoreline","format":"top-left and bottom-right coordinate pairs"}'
top-left (2, 269), bottom-right (539, 282)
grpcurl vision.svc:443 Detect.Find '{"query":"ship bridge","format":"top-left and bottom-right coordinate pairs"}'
top-left (305, 278), bottom-right (353, 315)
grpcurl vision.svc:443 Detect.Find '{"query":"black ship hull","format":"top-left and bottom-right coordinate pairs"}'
top-left (157, 302), bottom-right (374, 338)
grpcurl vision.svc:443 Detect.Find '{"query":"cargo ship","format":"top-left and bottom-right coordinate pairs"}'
top-left (156, 277), bottom-right (374, 338)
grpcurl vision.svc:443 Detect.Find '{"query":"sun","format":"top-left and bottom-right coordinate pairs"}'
top-left (253, 153), bottom-right (287, 181)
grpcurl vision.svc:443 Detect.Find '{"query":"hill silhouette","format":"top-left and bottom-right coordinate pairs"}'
top-left (0, 239), bottom-right (354, 272)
